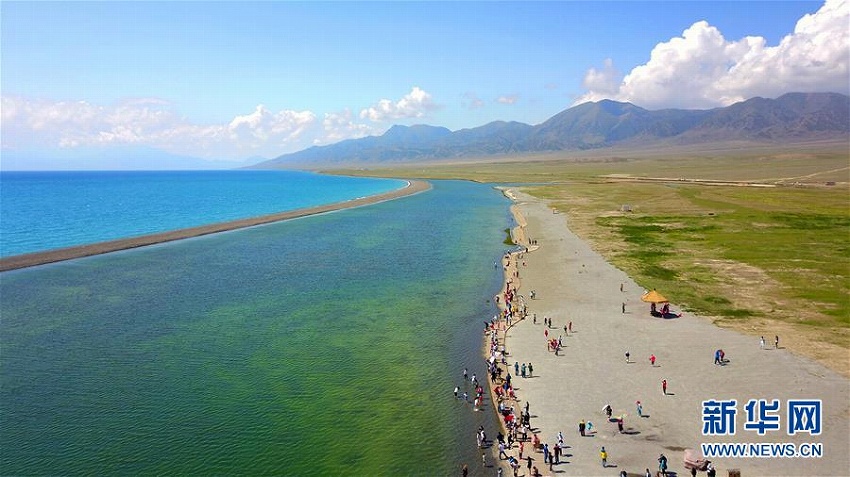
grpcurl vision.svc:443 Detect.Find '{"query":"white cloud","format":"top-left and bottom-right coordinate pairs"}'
top-left (496, 94), bottom-right (519, 105)
top-left (575, 0), bottom-right (849, 109)
top-left (318, 109), bottom-right (379, 144)
top-left (3, 88), bottom-right (444, 161)
top-left (359, 86), bottom-right (437, 121)
top-left (1, 96), bottom-right (318, 159)
top-left (581, 58), bottom-right (621, 96)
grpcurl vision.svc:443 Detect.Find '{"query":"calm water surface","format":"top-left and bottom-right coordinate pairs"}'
top-left (1, 180), bottom-right (510, 475)
top-left (0, 170), bottom-right (406, 257)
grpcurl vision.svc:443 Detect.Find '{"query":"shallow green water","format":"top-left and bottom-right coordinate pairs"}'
top-left (1, 181), bottom-right (510, 475)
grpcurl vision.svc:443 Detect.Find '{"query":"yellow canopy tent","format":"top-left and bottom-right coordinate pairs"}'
top-left (641, 290), bottom-right (668, 303)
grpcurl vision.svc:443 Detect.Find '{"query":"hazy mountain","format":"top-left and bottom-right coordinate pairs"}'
top-left (1, 146), bottom-right (252, 171)
top-left (255, 92), bottom-right (849, 169)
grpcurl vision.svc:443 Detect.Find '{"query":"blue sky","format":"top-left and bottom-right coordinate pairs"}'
top-left (2, 1), bottom-right (847, 167)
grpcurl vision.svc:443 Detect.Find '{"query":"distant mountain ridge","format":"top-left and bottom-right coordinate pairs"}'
top-left (255, 92), bottom-right (849, 168)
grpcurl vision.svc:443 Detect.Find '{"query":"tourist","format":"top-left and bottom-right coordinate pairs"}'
top-left (659, 453), bottom-right (668, 476)
top-left (625, 351), bottom-right (630, 363)
top-left (521, 363), bottom-right (527, 378)
top-left (499, 442), bottom-right (508, 460)
top-left (775, 335), bottom-right (780, 349)
top-left (636, 400), bottom-right (643, 417)
top-left (454, 386), bottom-right (459, 398)
top-left (662, 379), bottom-right (668, 395)
top-left (650, 354), bottom-right (657, 366)
top-left (600, 446), bottom-right (608, 467)
top-left (604, 403), bottom-right (613, 419)
top-left (760, 336), bottom-right (765, 349)
top-left (578, 420), bottom-right (586, 436)
top-left (528, 363), bottom-right (533, 377)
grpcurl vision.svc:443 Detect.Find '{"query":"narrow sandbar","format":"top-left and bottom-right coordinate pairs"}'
top-left (0, 179), bottom-right (430, 272)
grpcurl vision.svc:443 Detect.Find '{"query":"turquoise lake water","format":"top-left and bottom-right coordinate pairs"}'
top-left (0, 179), bottom-right (511, 475)
top-left (0, 170), bottom-right (406, 257)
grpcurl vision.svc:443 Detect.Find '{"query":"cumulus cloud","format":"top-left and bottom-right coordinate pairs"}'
top-left (575, 0), bottom-right (849, 109)
top-left (1, 96), bottom-right (318, 158)
top-left (318, 109), bottom-right (379, 144)
top-left (496, 94), bottom-right (519, 105)
top-left (2, 87), bottom-right (441, 160)
top-left (581, 58), bottom-right (621, 96)
top-left (359, 86), bottom-right (437, 121)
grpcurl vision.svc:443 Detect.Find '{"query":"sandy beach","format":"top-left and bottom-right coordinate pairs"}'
top-left (488, 188), bottom-right (849, 477)
top-left (0, 179), bottom-right (430, 272)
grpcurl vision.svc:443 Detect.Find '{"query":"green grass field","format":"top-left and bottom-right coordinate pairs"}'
top-left (330, 144), bottom-right (850, 373)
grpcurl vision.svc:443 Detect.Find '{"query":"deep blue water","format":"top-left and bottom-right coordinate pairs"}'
top-left (0, 170), bottom-right (406, 257)
top-left (0, 180), bottom-right (512, 475)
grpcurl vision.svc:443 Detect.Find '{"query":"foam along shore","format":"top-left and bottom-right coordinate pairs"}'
top-left (487, 188), bottom-right (848, 477)
top-left (0, 179), bottom-right (430, 272)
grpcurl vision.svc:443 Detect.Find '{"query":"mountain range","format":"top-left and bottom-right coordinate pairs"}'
top-left (254, 92), bottom-right (849, 169)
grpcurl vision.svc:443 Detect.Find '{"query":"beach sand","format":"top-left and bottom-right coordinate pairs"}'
top-left (490, 188), bottom-right (849, 477)
top-left (0, 179), bottom-right (430, 272)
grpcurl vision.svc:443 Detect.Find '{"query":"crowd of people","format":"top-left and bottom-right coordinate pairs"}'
top-left (459, 227), bottom-right (683, 477)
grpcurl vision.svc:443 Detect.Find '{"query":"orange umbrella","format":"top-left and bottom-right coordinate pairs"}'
top-left (641, 290), bottom-right (668, 303)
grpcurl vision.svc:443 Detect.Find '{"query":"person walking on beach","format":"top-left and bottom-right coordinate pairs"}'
top-left (600, 446), bottom-right (608, 467)
top-left (625, 351), bottom-right (630, 363)
top-left (658, 453), bottom-right (668, 476)
top-left (636, 400), bottom-right (643, 417)
top-left (622, 302), bottom-right (626, 314)
top-left (514, 362), bottom-right (519, 375)
top-left (568, 321), bottom-right (572, 333)
top-left (579, 420), bottom-right (586, 436)
top-left (528, 363), bottom-right (533, 377)
top-left (662, 379), bottom-right (668, 395)
top-left (650, 354), bottom-right (656, 366)
top-left (760, 336), bottom-right (765, 349)
top-left (775, 335), bottom-right (780, 349)
top-left (521, 363), bottom-right (527, 378)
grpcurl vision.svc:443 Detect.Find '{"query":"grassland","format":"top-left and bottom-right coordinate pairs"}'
top-left (330, 143), bottom-right (850, 375)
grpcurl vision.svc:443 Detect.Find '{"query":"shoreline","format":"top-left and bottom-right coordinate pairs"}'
top-left (0, 179), bottom-right (430, 272)
top-left (487, 187), bottom-right (848, 476)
